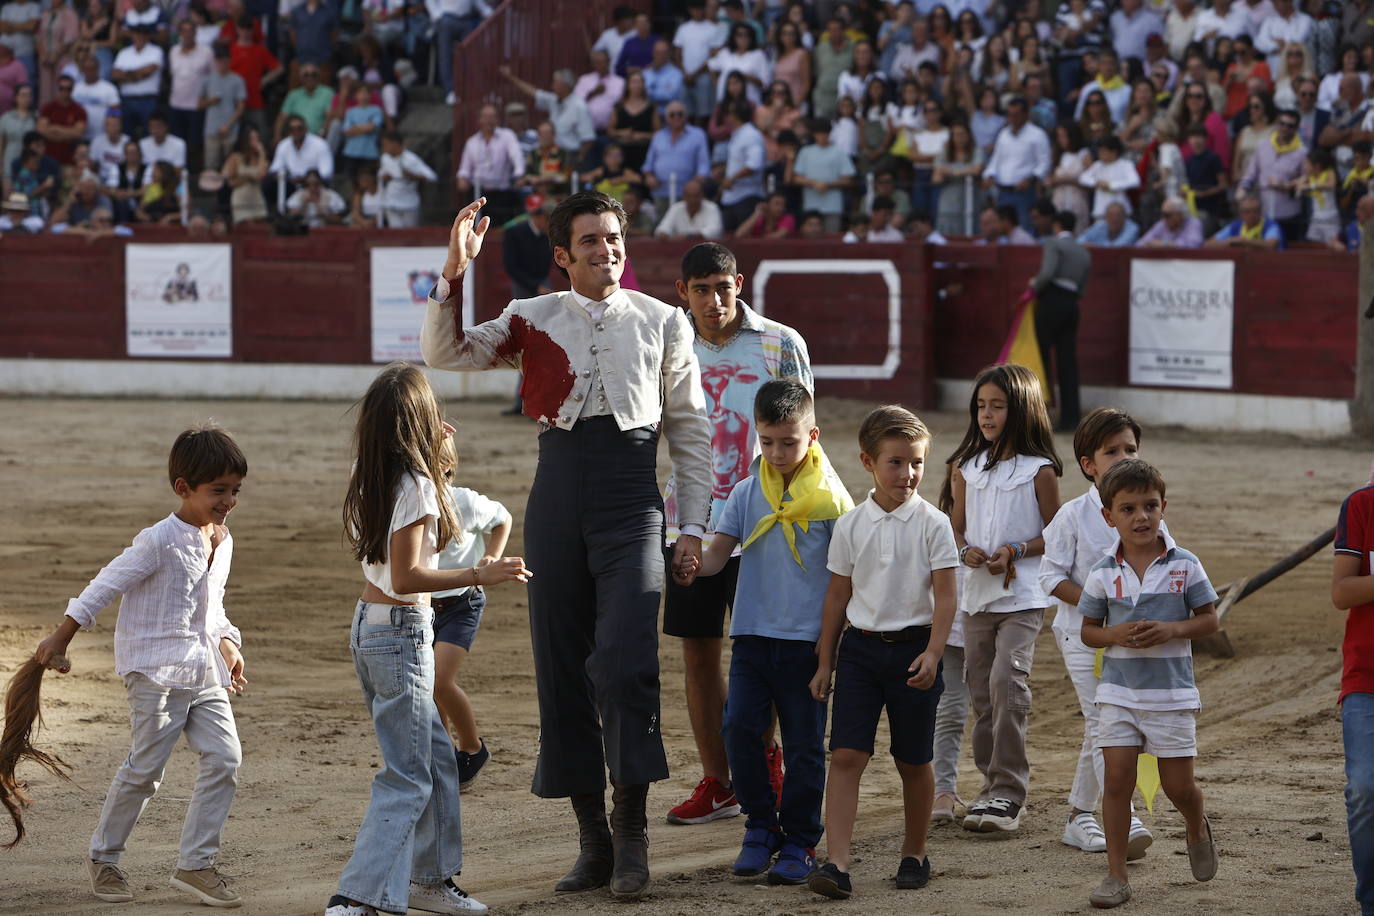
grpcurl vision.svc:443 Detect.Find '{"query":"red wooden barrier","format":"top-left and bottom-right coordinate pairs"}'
top-left (0, 231), bottom-right (1357, 407)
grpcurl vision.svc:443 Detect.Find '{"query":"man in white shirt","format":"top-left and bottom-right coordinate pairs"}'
top-left (888, 18), bottom-right (939, 81)
top-left (1192, 0), bottom-right (1246, 50)
top-left (674, 0), bottom-right (725, 120)
top-left (981, 97), bottom-right (1051, 229)
top-left (1254, 0), bottom-right (1311, 74)
top-left (111, 24), bottom-right (164, 138)
top-left (139, 111), bottom-right (188, 171)
top-left (286, 168), bottom-right (346, 226)
top-left (455, 103), bottom-right (523, 224)
top-left (592, 5), bottom-right (636, 65)
top-left (72, 56), bottom-right (120, 142)
top-left (268, 114), bottom-right (333, 215)
top-left (574, 50), bottom-right (625, 133)
top-left (168, 20), bottom-right (212, 161)
top-left (655, 177), bottom-right (723, 238)
top-left (428, 0), bottom-right (493, 102)
top-left (1108, 0), bottom-right (1163, 67)
top-left (378, 130), bottom-right (437, 227)
top-left (500, 65), bottom-right (596, 165)
top-left (90, 112), bottom-right (129, 184)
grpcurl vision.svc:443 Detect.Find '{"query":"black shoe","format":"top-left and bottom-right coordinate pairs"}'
top-left (455, 740), bottom-right (490, 789)
top-left (807, 862), bottom-right (852, 899)
top-left (555, 793), bottom-right (613, 894)
top-left (895, 856), bottom-right (930, 889)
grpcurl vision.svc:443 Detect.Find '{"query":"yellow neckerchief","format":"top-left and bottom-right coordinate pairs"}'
top-left (1344, 165), bottom-right (1374, 190)
top-left (1095, 73), bottom-right (1126, 91)
top-left (1180, 183), bottom-right (1199, 216)
top-left (740, 444), bottom-right (853, 569)
top-left (1270, 129), bottom-right (1302, 155)
top-left (1239, 218), bottom-right (1265, 240)
top-left (1308, 169), bottom-right (1335, 209)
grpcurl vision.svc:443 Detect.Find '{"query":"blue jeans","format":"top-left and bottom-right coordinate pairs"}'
top-left (121, 95), bottom-right (157, 139)
top-left (1345, 692), bottom-right (1374, 915)
top-left (336, 602), bottom-right (463, 913)
top-left (997, 185), bottom-right (1037, 231)
top-left (723, 636), bottom-right (827, 847)
top-left (435, 12), bottom-right (483, 91)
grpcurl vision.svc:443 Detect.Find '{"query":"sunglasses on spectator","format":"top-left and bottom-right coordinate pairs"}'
top-left (1278, 119), bottom-right (1298, 129)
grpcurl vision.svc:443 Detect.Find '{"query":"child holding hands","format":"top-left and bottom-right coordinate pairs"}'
top-left (807, 406), bottom-right (959, 899)
top-left (331, 364), bottom-right (530, 916)
top-left (36, 424), bottom-right (250, 908)
top-left (680, 378), bottom-right (852, 887)
top-left (432, 437), bottom-right (513, 788)
top-left (1079, 459), bottom-right (1219, 909)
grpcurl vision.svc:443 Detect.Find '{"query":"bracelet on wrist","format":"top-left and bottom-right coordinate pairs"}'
top-left (958, 545), bottom-right (971, 561)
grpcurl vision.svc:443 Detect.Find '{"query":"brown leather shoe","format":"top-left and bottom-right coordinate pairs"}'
top-left (554, 792), bottom-right (614, 894)
top-left (609, 783), bottom-right (650, 899)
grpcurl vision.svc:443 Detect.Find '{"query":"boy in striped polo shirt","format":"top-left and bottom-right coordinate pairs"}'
top-left (1079, 459), bottom-right (1220, 909)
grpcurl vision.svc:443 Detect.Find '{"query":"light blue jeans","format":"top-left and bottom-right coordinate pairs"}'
top-left (1344, 691), bottom-right (1374, 915)
top-left (336, 602), bottom-right (463, 914)
top-left (932, 645), bottom-right (968, 796)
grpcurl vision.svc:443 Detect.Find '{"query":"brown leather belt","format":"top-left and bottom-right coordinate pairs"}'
top-left (846, 624), bottom-right (931, 644)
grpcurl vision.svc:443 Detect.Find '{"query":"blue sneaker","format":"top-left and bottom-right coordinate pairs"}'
top-left (767, 840), bottom-right (816, 885)
top-left (732, 825), bottom-right (783, 876)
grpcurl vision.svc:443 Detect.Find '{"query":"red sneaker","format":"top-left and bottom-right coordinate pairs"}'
top-left (666, 776), bottom-right (741, 825)
top-left (765, 743), bottom-right (784, 809)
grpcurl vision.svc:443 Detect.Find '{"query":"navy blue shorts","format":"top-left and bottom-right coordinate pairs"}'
top-left (828, 627), bottom-right (943, 765)
top-left (432, 588), bottom-right (486, 650)
top-left (662, 546), bottom-right (739, 639)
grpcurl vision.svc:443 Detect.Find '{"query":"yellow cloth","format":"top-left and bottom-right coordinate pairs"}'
top-left (1344, 165), bottom-right (1374, 190)
top-left (1181, 183), bottom-right (1199, 217)
top-left (1240, 218), bottom-right (1265, 240)
top-left (1308, 169), bottom-right (1334, 210)
top-left (1094, 647), bottom-right (1162, 813)
top-left (1095, 74), bottom-right (1126, 91)
top-left (999, 294), bottom-right (1050, 400)
top-left (1270, 130), bottom-right (1302, 156)
top-left (740, 444), bottom-right (853, 569)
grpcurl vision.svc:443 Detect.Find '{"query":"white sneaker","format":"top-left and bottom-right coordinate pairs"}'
top-left (1127, 817), bottom-right (1154, 860)
top-left (1062, 812), bottom-right (1107, 852)
top-left (324, 897), bottom-right (378, 916)
top-left (445, 91), bottom-right (456, 105)
top-left (409, 879), bottom-right (489, 914)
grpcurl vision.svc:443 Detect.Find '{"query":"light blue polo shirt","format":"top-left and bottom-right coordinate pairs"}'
top-left (714, 460), bottom-right (841, 642)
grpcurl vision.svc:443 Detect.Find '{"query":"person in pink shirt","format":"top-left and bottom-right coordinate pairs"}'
top-left (574, 49), bottom-right (625, 132)
top-left (0, 44), bottom-right (27, 114)
top-left (168, 20), bottom-right (212, 165)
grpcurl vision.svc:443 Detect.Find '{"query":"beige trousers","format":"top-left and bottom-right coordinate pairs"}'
top-left (962, 607), bottom-right (1045, 805)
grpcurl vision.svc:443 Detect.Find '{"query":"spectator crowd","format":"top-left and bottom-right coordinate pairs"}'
top-left (454, 0), bottom-right (1374, 251)
top-left (3, 0), bottom-right (1374, 250)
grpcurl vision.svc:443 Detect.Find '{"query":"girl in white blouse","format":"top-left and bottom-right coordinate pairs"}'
top-left (943, 364), bottom-right (1062, 837)
top-left (330, 364), bottom-right (529, 916)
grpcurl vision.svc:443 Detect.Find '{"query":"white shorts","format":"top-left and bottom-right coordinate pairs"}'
top-left (1095, 703), bottom-right (1197, 758)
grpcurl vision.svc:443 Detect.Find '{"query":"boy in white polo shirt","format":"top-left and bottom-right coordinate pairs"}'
top-left (807, 405), bottom-right (959, 899)
top-left (1079, 459), bottom-right (1219, 909)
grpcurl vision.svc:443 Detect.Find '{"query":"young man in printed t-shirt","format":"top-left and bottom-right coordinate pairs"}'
top-left (661, 242), bottom-right (812, 826)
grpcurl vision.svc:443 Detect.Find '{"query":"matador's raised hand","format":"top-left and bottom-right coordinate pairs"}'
top-left (442, 197), bottom-right (491, 282)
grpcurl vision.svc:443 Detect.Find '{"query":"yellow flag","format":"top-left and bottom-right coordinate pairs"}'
top-left (1093, 647), bottom-right (1162, 813)
top-left (999, 291), bottom-right (1050, 400)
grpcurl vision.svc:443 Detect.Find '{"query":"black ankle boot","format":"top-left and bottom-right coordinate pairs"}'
top-left (609, 783), bottom-right (650, 898)
top-left (555, 792), bottom-right (614, 894)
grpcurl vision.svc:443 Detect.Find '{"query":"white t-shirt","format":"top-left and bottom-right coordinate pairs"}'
top-left (91, 131), bottom-right (129, 183)
top-left (72, 79), bottom-right (121, 140)
top-left (286, 186), bottom-right (346, 225)
top-left (674, 18), bottom-right (726, 75)
top-left (827, 492), bottom-right (959, 631)
top-left (433, 485), bottom-right (512, 598)
top-left (113, 43), bottom-right (165, 97)
top-left (140, 133), bottom-right (187, 170)
top-left (169, 43), bottom-right (214, 110)
top-left (361, 472), bottom-right (440, 603)
top-left (379, 148), bottom-right (437, 212)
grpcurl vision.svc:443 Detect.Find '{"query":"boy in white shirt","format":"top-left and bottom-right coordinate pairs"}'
top-left (1038, 408), bottom-right (1157, 858)
top-left (1078, 135), bottom-right (1139, 218)
top-left (35, 424), bottom-right (249, 909)
top-left (378, 129), bottom-right (437, 227)
top-left (808, 406), bottom-right (959, 899)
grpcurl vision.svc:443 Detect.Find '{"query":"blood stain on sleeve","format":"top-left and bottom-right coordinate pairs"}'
top-left (510, 315), bottom-right (575, 423)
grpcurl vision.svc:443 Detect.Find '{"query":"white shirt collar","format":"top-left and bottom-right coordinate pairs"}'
top-left (861, 489), bottom-right (923, 521)
top-left (1104, 526), bottom-right (1178, 561)
top-left (569, 286), bottom-right (629, 316)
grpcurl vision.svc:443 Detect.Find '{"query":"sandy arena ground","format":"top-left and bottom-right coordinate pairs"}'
top-left (0, 394), bottom-right (1364, 915)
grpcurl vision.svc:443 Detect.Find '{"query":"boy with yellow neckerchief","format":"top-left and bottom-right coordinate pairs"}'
top-left (681, 378), bottom-right (853, 888)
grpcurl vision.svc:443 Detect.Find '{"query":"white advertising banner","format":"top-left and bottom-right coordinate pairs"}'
top-left (370, 246), bottom-right (446, 363)
top-left (125, 244), bottom-right (233, 357)
top-left (1128, 258), bottom-right (1234, 389)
